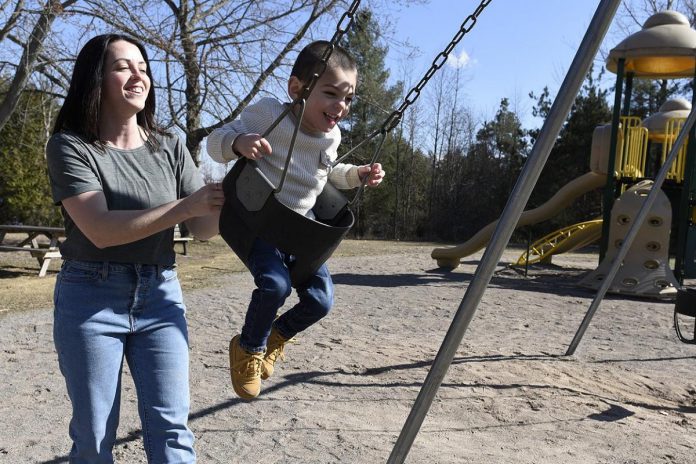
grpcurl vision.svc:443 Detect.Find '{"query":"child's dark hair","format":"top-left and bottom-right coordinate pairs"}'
top-left (291, 40), bottom-right (357, 83)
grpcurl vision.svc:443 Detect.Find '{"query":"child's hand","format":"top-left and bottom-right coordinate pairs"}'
top-left (357, 163), bottom-right (385, 187)
top-left (233, 133), bottom-right (272, 160)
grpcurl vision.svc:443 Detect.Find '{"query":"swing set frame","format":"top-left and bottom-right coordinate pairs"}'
top-left (220, 1), bottom-right (651, 463)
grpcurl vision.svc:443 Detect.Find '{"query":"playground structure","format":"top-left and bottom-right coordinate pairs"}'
top-left (390, 4), bottom-right (696, 462)
top-left (515, 219), bottom-right (602, 266)
top-left (578, 180), bottom-right (679, 299)
top-left (430, 120), bottom-right (614, 269)
top-left (430, 10), bottom-right (696, 302)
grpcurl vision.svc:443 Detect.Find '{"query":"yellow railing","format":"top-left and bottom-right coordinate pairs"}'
top-left (661, 117), bottom-right (689, 182)
top-left (616, 116), bottom-right (648, 179)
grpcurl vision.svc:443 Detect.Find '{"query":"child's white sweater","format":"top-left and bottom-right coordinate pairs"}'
top-left (206, 97), bottom-right (361, 216)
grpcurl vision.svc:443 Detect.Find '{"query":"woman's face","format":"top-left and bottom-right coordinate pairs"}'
top-left (101, 40), bottom-right (151, 117)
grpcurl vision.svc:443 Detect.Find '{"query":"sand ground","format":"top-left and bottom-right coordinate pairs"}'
top-left (2, 244), bottom-right (696, 463)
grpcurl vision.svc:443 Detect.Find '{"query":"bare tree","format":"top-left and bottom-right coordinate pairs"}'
top-left (0, 0), bottom-right (77, 133)
top-left (618, 0), bottom-right (696, 28)
top-left (63, 0), bottom-right (350, 163)
top-left (0, 0), bottom-right (24, 42)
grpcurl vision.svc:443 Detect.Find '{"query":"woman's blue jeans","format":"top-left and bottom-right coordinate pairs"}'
top-left (53, 260), bottom-right (196, 463)
top-left (240, 238), bottom-right (334, 353)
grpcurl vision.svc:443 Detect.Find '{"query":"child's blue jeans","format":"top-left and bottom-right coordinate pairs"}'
top-left (53, 259), bottom-right (196, 464)
top-left (240, 238), bottom-right (334, 353)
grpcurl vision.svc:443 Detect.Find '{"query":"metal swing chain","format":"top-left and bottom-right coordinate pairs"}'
top-left (262, 0), bottom-right (362, 193)
top-left (336, 0), bottom-right (493, 205)
top-left (298, 0), bottom-right (362, 104)
top-left (383, 0), bottom-right (492, 133)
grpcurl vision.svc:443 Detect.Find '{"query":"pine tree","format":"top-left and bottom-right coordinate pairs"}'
top-left (339, 9), bottom-right (404, 238)
top-left (436, 97), bottom-right (527, 241)
top-left (527, 68), bottom-right (612, 238)
top-left (0, 85), bottom-right (61, 225)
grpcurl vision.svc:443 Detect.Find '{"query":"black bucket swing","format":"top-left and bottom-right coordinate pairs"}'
top-left (219, 87), bottom-right (388, 287)
top-left (219, 0), bottom-right (482, 287)
top-left (219, 1), bottom-right (368, 287)
top-left (674, 288), bottom-right (696, 344)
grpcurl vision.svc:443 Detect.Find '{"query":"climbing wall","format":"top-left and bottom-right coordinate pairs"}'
top-left (579, 180), bottom-right (679, 299)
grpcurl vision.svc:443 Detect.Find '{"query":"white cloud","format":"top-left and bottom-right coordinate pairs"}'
top-left (447, 50), bottom-right (472, 69)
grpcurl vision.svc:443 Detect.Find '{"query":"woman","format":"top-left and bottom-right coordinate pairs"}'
top-left (46, 34), bottom-right (222, 463)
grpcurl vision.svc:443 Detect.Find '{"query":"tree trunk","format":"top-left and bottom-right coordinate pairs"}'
top-left (0, 0), bottom-right (75, 133)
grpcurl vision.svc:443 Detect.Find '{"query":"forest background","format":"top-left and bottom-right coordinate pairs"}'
top-left (1, 0), bottom-right (694, 244)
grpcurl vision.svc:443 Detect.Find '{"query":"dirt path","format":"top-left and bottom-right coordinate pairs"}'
top-left (2, 245), bottom-right (695, 463)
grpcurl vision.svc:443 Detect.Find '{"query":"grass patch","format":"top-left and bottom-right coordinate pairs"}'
top-left (0, 236), bottom-right (439, 314)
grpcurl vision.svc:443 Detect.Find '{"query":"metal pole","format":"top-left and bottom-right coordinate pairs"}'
top-left (566, 107), bottom-right (696, 356)
top-left (386, 1), bottom-right (621, 462)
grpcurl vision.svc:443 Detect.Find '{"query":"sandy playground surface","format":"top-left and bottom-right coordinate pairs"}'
top-left (1, 243), bottom-right (696, 463)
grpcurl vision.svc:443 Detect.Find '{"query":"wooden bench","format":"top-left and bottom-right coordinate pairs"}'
top-left (0, 224), bottom-right (65, 277)
top-left (174, 224), bottom-right (193, 256)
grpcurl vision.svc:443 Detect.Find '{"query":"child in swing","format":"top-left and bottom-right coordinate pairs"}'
top-left (206, 40), bottom-right (385, 399)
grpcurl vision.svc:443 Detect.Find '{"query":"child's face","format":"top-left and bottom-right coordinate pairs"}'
top-left (289, 66), bottom-right (357, 134)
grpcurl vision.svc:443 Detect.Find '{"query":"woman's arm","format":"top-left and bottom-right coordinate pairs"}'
top-left (62, 183), bottom-right (223, 249)
top-left (184, 210), bottom-right (220, 241)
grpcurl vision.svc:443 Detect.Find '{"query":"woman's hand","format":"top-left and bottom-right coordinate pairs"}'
top-left (181, 183), bottom-right (225, 217)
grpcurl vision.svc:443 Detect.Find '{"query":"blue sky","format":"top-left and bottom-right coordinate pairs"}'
top-left (384, 1), bottom-right (617, 129)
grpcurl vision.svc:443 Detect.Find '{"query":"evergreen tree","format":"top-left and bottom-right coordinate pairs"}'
top-left (628, 79), bottom-right (683, 119)
top-left (0, 85), bottom-right (61, 225)
top-left (432, 98), bottom-right (527, 242)
top-left (339, 9), bottom-right (403, 238)
top-left (527, 68), bottom-right (612, 238)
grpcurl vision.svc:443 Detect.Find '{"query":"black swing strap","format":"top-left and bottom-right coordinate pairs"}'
top-left (260, 0), bottom-right (362, 195)
top-left (674, 288), bottom-right (696, 344)
top-left (333, 0), bottom-right (494, 206)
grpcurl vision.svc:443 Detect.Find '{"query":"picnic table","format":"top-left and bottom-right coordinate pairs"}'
top-left (174, 224), bottom-right (193, 256)
top-left (0, 224), bottom-right (65, 277)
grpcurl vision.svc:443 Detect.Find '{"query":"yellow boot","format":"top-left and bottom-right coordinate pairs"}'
top-left (261, 327), bottom-right (292, 380)
top-left (229, 335), bottom-right (264, 399)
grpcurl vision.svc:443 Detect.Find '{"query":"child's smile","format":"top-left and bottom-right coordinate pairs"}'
top-left (289, 66), bottom-right (357, 135)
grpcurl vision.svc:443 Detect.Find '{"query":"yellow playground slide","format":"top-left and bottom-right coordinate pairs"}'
top-left (515, 219), bottom-right (603, 266)
top-left (431, 171), bottom-right (607, 268)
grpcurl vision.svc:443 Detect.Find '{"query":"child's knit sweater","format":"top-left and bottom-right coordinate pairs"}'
top-left (207, 97), bottom-right (361, 217)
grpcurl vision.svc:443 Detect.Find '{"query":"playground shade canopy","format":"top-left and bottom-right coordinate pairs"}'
top-left (606, 10), bottom-right (696, 78)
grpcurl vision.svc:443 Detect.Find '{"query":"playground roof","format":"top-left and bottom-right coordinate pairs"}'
top-left (607, 10), bottom-right (696, 79)
top-left (643, 98), bottom-right (691, 133)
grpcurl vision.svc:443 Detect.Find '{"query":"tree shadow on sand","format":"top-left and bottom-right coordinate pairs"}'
top-left (37, 351), bottom-right (695, 463)
top-left (334, 258), bottom-right (683, 302)
top-left (332, 263), bottom-right (600, 299)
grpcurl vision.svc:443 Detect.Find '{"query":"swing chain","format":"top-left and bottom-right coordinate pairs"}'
top-left (380, 0), bottom-right (493, 133)
top-left (297, 0), bottom-right (362, 104)
top-left (260, 0), bottom-right (361, 194)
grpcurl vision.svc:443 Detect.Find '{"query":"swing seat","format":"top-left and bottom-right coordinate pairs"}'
top-left (219, 158), bottom-right (354, 287)
top-left (674, 288), bottom-right (696, 344)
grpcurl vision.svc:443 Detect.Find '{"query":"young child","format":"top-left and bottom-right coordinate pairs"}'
top-left (207, 40), bottom-right (385, 399)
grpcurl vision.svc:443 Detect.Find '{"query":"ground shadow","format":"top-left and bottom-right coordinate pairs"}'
top-left (331, 270), bottom-right (472, 288)
top-left (587, 404), bottom-right (635, 421)
top-left (37, 349), bottom-right (694, 463)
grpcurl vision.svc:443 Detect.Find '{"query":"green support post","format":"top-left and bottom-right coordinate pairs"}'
top-left (674, 67), bottom-right (696, 281)
top-left (622, 73), bottom-right (634, 117)
top-left (600, 58), bottom-right (625, 261)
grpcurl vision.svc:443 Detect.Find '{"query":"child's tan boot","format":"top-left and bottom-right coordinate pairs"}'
top-left (261, 327), bottom-right (292, 380)
top-left (229, 335), bottom-right (264, 399)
